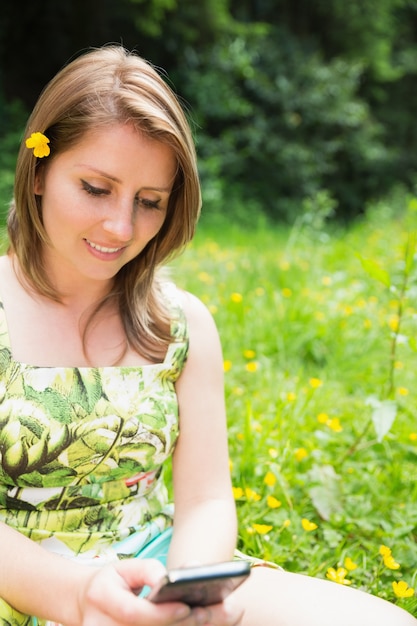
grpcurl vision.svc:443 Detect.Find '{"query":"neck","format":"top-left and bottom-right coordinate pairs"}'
top-left (11, 252), bottom-right (115, 315)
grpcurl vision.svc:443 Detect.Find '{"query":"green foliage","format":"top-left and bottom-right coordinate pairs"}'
top-left (179, 25), bottom-right (394, 222)
top-left (171, 193), bottom-right (417, 616)
top-left (127, 0), bottom-right (178, 37)
top-left (2, 0), bottom-right (417, 224)
top-left (0, 96), bottom-right (26, 225)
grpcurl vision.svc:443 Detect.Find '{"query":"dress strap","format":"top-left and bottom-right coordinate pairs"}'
top-left (161, 282), bottom-right (189, 377)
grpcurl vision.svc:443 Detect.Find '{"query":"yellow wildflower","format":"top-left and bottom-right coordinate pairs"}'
top-left (397, 387), bottom-right (409, 396)
top-left (264, 471), bottom-right (276, 487)
top-left (282, 287), bottom-right (292, 298)
top-left (294, 448), bottom-right (308, 462)
top-left (198, 271), bottom-right (213, 283)
top-left (344, 557), bottom-right (358, 571)
top-left (232, 487), bottom-right (244, 500)
top-left (309, 378), bottom-right (323, 389)
top-left (383, 554), bottom-right (400, 570)
top-left (25, 132), bottom-right (50, 158)
top-left (286, 392), bottom-right (296, 402)
top-left (388, 315), bottom-right (399, 332)
top-left (327, 417), bottom-right (343, 433)
top-left (231, 292), bottom-right (243, 303)
top-left (326, 567), bottom-right (352, 586)
top-left (243, 349), bottom-right (256, 359)
top-left (252, 523), bottom-right (273, 535)
top-left (223, 360), bottom-right (232, 372)
top-left (245, 487), bottom-right (261, 502)
top-left (245, 361), bottom-right (258, 373)
top-left (267, 495), bottom-right (281, 509)
top-left (379, 545), bottom-right (392, 557)
top-left (317, 412), bottom-right (329, 424)
top-left (409, 433), bottom-right (417, 442)
top-left (301, 518), bottom-right (318, 532)
top-left (283, 519), bottom-right (291, 528)
top-left (392, 581), bottom-right (415, 598)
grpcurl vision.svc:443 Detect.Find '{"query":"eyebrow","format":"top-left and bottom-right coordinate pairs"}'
top-left (79, 165), bottom-right (172, 192)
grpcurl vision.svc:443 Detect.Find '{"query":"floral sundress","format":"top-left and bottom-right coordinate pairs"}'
top-left (0, 284), bottom-right (188, 625)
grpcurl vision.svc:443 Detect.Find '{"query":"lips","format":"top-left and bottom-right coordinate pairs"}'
top-left (84, 238), bottom-right (123, 254)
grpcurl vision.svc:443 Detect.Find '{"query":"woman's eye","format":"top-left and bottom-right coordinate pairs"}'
top-left (81, 180), bottom-right (109, 196)
top-left (138, 197), bottom-right (160, 210)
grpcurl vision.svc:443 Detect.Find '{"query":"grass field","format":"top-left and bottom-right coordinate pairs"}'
top-left (0, 194), bottom-right (416, 616)
top-left (170, 199), bottom-right (417, 617)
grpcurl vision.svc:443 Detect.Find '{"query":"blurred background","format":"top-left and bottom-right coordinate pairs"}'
top-left (1, 0), bottom-right (417, 226)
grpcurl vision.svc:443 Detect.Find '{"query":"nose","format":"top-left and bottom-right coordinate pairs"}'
top-left (102, 203), bottom-right (134, 242)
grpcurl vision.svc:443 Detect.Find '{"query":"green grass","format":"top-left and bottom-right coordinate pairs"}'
top-left (0, 195), bottom-right (416, 616)
top-left (170, 200), bottom-right (417, 616)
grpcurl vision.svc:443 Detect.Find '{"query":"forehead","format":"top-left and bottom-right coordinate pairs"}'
top-left (52, 123), bottom-right (178, 187)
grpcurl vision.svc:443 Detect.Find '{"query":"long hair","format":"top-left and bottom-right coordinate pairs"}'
top-left (8, 45), bottom-right (201, 362)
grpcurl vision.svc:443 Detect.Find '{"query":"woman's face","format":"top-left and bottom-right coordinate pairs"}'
top-left (34, 123), bottom-right (176, 288)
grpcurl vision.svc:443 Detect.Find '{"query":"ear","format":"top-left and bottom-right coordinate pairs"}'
top-left (34, 168), bottom-right (44, 195)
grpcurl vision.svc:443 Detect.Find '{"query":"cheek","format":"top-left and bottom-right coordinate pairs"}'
top-left (139, 210), bottom-right (167, 239)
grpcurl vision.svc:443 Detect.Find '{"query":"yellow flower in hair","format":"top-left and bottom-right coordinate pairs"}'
top-left (26, 132), bottom-right (50, 158)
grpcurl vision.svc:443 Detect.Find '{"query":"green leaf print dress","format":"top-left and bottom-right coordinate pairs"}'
top-left (0, 283), bottom-right (188, 625)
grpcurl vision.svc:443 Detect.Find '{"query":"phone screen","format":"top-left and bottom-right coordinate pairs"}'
top-left (147, 561), bottom-right (251, 607)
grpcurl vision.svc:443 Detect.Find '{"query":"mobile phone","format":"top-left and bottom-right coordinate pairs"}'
top-left (147, 560), bottom-right (251, 607)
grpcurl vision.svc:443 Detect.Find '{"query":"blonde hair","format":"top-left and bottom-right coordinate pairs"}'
top-left (8, 45), bottom-right (201, 362)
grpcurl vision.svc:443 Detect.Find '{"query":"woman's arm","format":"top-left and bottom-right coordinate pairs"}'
top-left (169, 291), bottom-right (238, 569)
top-left (0, 521), bottom-right (192, 625)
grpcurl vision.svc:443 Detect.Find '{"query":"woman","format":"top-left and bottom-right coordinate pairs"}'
top-left (0, 45), bottom-right (414, 625)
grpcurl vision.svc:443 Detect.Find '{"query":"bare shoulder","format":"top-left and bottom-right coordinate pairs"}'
top-left (0, 255), bottom-right (10, 275)
top-left (0, 255), bottom-right (15, 294)
top-left (174, 288), bottom-right (223, 359)
top-left (175, 288), bottom-right (218, 334)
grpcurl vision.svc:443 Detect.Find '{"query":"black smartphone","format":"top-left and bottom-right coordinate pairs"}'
top-left (147, 560), bottom-right (251, 607)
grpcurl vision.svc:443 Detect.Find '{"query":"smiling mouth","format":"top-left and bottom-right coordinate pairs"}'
top-left (85, 239), bottom-right (123, 254)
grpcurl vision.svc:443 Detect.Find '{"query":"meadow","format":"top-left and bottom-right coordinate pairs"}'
top-left (0, 192), bottom-right (416, 617)
top-left (170, 197), bottom-right (417, 617)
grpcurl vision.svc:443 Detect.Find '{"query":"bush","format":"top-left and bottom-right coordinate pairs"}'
top-left (0, 95), bottom-right (26, 225)
top-left (180, 25), bottom-right (396, 223)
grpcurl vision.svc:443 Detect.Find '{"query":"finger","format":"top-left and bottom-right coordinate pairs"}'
top-left (114, 557), bottom-right (168, 591)
top-left (192, 599), bottom-right (244, 626)
top-left (85, 561), bottom-right (192, 625)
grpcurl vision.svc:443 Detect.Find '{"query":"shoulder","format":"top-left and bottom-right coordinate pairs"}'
top-left (174, 288), bottom-right (223, 368)
top-left (160, 281), bottom-right (217, 333)
top-left (0, 255), bottom-right (14, 300)
top-left (0, 255), bottom-right (10, 276)
top-left (176, 289), bottom-right (218, 335)
top-left (159, 280), bottom-right (222, 363)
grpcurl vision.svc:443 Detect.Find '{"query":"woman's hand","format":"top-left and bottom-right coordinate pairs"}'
top-left (78, 558), bottom-right (243, 626)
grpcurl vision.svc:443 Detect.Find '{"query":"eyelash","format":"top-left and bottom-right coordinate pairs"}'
top-left (81, 180), bottom-right (109, 197)
top-left (81, 180), bottom-right (161, 209)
